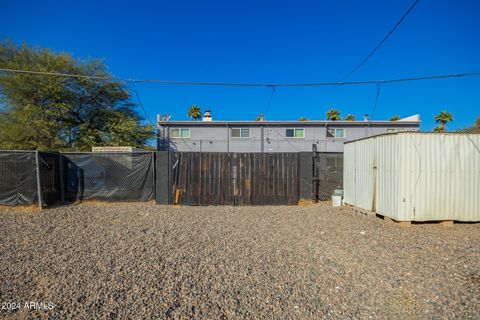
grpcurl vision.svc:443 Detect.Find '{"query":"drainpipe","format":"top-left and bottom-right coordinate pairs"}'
top-left (261, 125), bottom-right (264, 153)
top-left (226, 122), bottom-right (230, 153)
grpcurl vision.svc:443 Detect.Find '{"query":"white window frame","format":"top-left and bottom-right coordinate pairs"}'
top-left (231, 128), bottom-right (251, 138)
top-left (285, 128), bottom-right (305, 139)
top-left (171, 128), bottom-right (190, 139)
top-left (327, 128), bottom-right (346, 139)
top-left (387, 128), bottom-right (408, 133)
top-left (334, 128), bottom-right (346, 138)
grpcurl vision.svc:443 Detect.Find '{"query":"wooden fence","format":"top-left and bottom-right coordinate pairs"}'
top-left (172, 152), bottom-right (300, 205)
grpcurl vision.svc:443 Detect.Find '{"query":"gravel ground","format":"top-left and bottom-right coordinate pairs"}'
top-left (0, 202), bottom-right (479, 319)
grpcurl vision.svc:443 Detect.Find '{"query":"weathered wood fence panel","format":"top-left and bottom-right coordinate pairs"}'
top-left (174, 152), bottom-right (232, 205)
top-left (173, 152), bottom-right (299, 205)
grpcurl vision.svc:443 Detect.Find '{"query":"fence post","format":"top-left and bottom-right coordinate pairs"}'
top-left (35, 150), bottom-right (43, 210)
top-left (298, 152), bottom-right (313, 203)
top-left (151, 151), bottom-right (155, 200)
top-left (58, 152), bottom-right (65, 202)
top-left (155, 151), bottom-right (172, 204)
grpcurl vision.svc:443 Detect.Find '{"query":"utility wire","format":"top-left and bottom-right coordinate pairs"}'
top-left (0, 67), bottom-right (114, 80)
top-left (1, 67), bottom-right (479, 87)
top-left (0, 66), bottom-right (157, 129)
top-left (370, 82), bottom-right (383, 119)
top-left (129, 80), bottom-right (156, 128)
top-left (259, 86), bottom-right (299, 152)
top-left (263, 85), bottom-right (276, 117)
top-left (338, 0), bottom-right (421, 82)
top-left (368, 82), bottom-right (383, 136)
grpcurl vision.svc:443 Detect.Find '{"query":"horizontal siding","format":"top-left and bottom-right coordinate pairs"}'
top-left (159, 124), bottom-right (419, 153)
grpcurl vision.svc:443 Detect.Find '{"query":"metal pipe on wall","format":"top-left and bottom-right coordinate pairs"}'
top-left (226, 122), bottom-right (230, 153)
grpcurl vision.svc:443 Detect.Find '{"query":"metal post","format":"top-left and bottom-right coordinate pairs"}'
top-left (35, 150), bottom-right (43, 210)
top-left (58, 152), bottom-right (65, 202)
top-left (261, 126), bottom-right (265, 153)
top-left (232, 153), bottom-right (237, 206)
top-left (226, 123), bottom-right (230, 153)
top-left (151, 151), bottom-right (155, 200)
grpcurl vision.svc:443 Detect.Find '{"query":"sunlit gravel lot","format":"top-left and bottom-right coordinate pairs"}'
top-left (1, 202), bottom-right (479, 319)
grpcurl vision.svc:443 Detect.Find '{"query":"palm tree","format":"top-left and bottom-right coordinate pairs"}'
top-left (389, 115), bottom-right (401, 121)
top-left (298, 116), bottom-right (309, 121)
top-left (345, 114), bottom-right (356, 121)
top-left (434, 111), bottom-right (453, 131)
top-left (433, 126), bottom-right (445, 133)
top-left (187, 105), bottom-right (202, 121)
top-left (326, 109), bottom-right (341, 121)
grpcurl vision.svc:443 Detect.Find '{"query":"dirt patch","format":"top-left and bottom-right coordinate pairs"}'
top-left (0, 204), bottom-right (38, 213)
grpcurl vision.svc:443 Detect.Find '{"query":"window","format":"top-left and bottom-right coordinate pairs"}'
top-left (286, 128), bottom-right (305, 138)
top-left (335, 128), bottom-right (345, 138)
top-left (327, 128), bottom-right (346, 138)
top-left (231, 128), bottom-right (250, 138)
top-left (171, 128), bottom-right (190, 138)
top-left (387, 128), bottom-right (408, 133)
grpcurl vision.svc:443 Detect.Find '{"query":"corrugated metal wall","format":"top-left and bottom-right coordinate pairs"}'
top-left (375, 135), bottom-right (400, 220)
top-left (343, 142), bottom-right (356, 205)
top-left (344, 133), bottom-right (480, 222)
top-left (397, 133), bottom-right (480, 221)
top-left (343, 138), bottom-right (375, 211)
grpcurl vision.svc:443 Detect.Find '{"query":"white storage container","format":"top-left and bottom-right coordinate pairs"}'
top-left (343, 132), bottom-right (480, 222)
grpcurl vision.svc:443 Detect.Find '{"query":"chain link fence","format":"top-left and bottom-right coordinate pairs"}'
top-left (0, 151), bottom-right (37, 206)
top-left (0, 151), bottom-right (155, 207)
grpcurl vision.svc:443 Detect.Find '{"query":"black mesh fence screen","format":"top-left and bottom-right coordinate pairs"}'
top-left (39, 152), bottom-right (62, 205)
top-left (0, 151), bottom-right (155, 206)
top-left (1, 150), bottom-right (341, 206)
top-left (0, 151), bottom-right (37, 205)
top-left (62, 152), bottom-right (155, 202)
top-left (315, 152), bottom-right (343, 201)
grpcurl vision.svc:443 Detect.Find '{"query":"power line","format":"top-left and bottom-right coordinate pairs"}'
top-left (263, 86), bottom-right (276, 117)
top-left (129, 80), bottom-right (155, 128)
top-left (370, 82), bottom-right (383, 119)
top-left (368, 82), bottom-right (383, 136)
top-left (1, 67), bottom-right (479, 87)
top-left (338, 0), bottom-right (421, 82)
top-left (256, 85), bottom-right (300, 151)
top-left (0, 67), bottom-right (114, 80)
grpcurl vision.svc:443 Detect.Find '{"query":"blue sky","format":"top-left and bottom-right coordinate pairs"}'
top-left (1, 0), bottom-right (479, 130)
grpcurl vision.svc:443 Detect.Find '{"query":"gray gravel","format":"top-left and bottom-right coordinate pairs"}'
top-left (0, 202), bottom-right (479, 319)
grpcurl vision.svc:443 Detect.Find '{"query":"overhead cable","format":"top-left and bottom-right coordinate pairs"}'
top-left (338, 0), bottom-right (421, 82)
top-left (129, 80), bottom-right (156, 127)
top-left (1, 67), bottom-right (479, 87)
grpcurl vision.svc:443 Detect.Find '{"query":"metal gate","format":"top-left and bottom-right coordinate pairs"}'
top-left (172, 152), bottom-right (299, 205)
top-left (312, 150), bottom-right (344, 201)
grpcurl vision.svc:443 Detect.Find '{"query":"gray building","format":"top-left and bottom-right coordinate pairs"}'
top-left (157, 113), bottom-right (421, 153)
